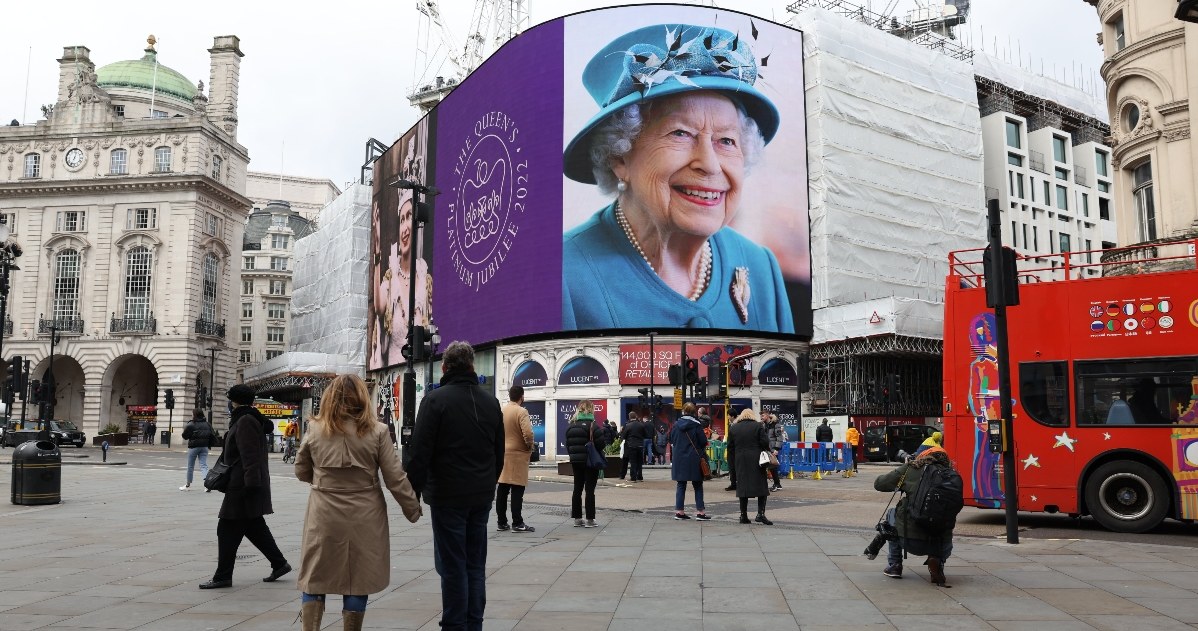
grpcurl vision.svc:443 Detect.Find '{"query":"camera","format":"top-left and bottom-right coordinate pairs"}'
top-left (863, 520), bottom-right (898, 560)
top-left (895, 449), bottom-right (912, 463)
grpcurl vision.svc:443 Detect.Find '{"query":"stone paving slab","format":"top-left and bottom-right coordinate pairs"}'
top-left (2, 457), bottom-right (1198, 630)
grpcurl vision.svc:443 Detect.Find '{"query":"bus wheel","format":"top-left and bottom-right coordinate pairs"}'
top-left (1084, 461), bottom-right (1169, 533)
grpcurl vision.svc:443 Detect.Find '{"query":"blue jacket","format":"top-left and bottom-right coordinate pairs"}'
top-left (669, 416), bottom-right (709, 482)
top-left (562, 203), bottom-right (795, 332)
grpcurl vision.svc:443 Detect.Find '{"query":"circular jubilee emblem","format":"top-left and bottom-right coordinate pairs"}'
top-left (447, 111), bottom-right (529, 291)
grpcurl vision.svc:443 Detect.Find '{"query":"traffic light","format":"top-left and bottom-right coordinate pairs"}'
top-left (667, 364), bottom-right (683, 386)
top-left (684, 358), bottom-right (699, 385)
top-left (983, 244), bottom-right (1021, 308)
top-left (653, 394), bottom-right (663, 409)
top-left (884, 374), bottom-right (901, 405)
top-left (29, 379), bottom-right (41, 404)
top-left (637, 387), bottom-right (650, 408)
top-left (164, 389), bottom-right (175, 410)
top-left (797, 354), bottom-right (810, 394)
top-left (728, 360), bottom-right (748, 387)
top-left (412, 326), bottom-right (427, 362)
top-left (9, 355), bottom-right (23, 394)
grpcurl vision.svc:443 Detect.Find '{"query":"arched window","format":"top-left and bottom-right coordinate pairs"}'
top-left (24, 153), bottom-right (40, 178)
top-left (124, 246), bottom-right (153, 319)
top-left (201, 253), bottom-right (219, 322)
top-left (110, 149), bottom-right (128, 175)
top-left (1132, 160), bottom-right (1156, 242)
top-left (211, 155), bottom-right (222, 181)
top-left (154, 146), bottom-right (172, 173)
top-left (53, 249), bottom-right (81, 320)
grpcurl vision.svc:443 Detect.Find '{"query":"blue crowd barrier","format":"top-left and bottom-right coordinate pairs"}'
top-left (777, 442), bottom-right (853, 475)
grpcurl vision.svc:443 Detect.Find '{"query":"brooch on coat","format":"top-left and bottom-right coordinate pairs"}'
top-left (730, 267), bottom-right (750, 324)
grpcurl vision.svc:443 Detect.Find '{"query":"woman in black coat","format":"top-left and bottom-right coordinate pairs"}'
top-left (727, 408), bottom-right (773, 525)
top-left (563, 400), bottom-right (606, 528)
top-left (200, 385), bottom-right (291, 589)
top-left (669, 403), bottom-right (710, 520)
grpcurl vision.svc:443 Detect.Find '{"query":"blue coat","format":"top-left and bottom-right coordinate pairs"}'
top-left (669, 416), bottom-right (709, 482)
top-left (562, 203), bottom-right (795, 332)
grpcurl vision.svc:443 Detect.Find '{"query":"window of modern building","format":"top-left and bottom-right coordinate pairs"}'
top-left (1030, 177), bottom-right (1036, 202)
top-left (123, 246), bottom-right (153, 320)
top-left (241, 326), bottom-right (252, 342)
top-left (1043, 181), bottom-right (1050, 202)
top-left (1097, 181), bottom-right (1110, 194)
top-left (1055, 167), bottom-right (1068, 181)
top-left (127, 207), bottom-right (157, 230)
top-left (1007, 153), bottom-right (1023, 167)
top-left (243, 256), bottom-right (255, 270)
top-left (239, 350), bottom-right (251, 364)
top-left (1033, 226), bottom-right (1039, 250)
top-left (1133, 160), bottom-right (1157, 241)
top-left (23, 153), bottom-right (40, 178)
top-left (241, 302), bottom-right (253, 318)
top-left (1080, 193), bottom-right (1089, 217)
top-left (1099, 197), bottom-right (1110, 221)
top-left (1021, 224), bottom-right (1028, 249)
top-left (266, 350), bottom-right (283, 360)
top-left (1095, 151), bottom-right (1109, 178)
top-left (1052, 136), bottom-right (1067, 163)
top-left (1005, 119), bottom-right (1022, 148)
top-left (242, 280), bottom-right (254, 295)
top-left (267, 326), bottom-right (284, 343)
top-left (1056, 185), bottom-right (1068, 210)
top-left (53, 249), bottom-right (81, 320)
top-left (1059, 233), bottom-right (1071, 253)
top-left (1011, 220), bottom-right (1018, 247)
top-left (1016, 174), bottom-right (1025, 199)
top-left (268, 303), bottom-right (286, 319)
top-left (201, 253), bottom-right (219, 323)
top-left (1049, 229), bottom-right (1055, 253)
top-left (1112, 14), bottom-right (1126, 51)
top-left (271, 234), bottom-right (289, 249)
top-left (269, 280), bottom-right (286, 295)
top-left (270, 256), bottom-right (287, 271)
top-left (154, 146), bottom-right (172, 172)
top-left (1008, 171), bottom-right (1015, 197)
top-left (56, 210), bottom-right (87, 232)
top-left (110, 149), bottom-right (128, 175)
top-left (1085, 239), bottom-right (1093, 263)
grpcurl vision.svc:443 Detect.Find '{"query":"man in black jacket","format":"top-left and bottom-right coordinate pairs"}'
top-left (619, 412), bottom-right (648, 482)
top-left (200, 384), bottom-right (291, 589)
top-left (407, 341), bottom-right (504, 631)
top-left (180, 408), bottom-right (213, 491)
top-left (816, 419), bottom-right (834, 443)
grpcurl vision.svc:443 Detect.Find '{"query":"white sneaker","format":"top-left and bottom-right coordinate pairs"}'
top-left (179, 485), bottom-right (190, 491)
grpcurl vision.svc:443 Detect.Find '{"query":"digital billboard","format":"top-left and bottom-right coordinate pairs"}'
top-left (368, 5), bottom-right (810, 369)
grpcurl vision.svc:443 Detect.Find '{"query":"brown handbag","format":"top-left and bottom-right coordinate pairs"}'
top-left (683, 425), bottom-right (712, 480)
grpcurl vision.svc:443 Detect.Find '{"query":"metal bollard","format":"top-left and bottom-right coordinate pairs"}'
top-left (102, 441), bottom-right (109, 463)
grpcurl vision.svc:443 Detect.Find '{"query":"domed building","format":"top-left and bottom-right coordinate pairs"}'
top-left (0, 35), bottom-right (250, 441)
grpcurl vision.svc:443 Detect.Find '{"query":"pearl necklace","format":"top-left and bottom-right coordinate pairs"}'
top-left (615, 200), bottom-right (712, 301)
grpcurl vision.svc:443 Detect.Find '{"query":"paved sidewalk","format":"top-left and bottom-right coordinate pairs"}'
top-left (2, 455), bottom-right (1198, 629)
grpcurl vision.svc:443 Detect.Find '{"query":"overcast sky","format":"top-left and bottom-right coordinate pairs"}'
top-left (0, 0), bottom-right (1104, 189)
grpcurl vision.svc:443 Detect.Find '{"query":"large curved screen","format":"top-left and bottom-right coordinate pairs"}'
top-left (370, 4), bottom-right (811, 369)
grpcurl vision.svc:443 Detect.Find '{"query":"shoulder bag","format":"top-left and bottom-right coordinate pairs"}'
top-left (759, 450), bottom-right (780, 470)
top-left (683, 425), bottom-right (712, 480)
top-left (585, 422), bottom-right (607, 469)
top-left (203, 448), bottom-right (237, 492)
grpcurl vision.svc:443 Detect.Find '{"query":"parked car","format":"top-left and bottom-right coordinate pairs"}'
top-left (3, 419), bottom-right (44, 448)
top-left (863, 424), bottom-right (938, 462)
top-left (49, 420), bottom-right (86, 448)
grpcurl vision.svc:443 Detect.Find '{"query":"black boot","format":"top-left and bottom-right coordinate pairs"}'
top-left (754, 512), bottom-right (773, 526)
top-left (739, 513), bottom-right (751, 524)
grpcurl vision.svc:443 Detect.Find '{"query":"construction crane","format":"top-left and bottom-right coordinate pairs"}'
top-left (409, 0), bottom-right (531, 113)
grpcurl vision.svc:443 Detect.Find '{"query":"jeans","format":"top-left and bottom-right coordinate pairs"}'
top-left (213, 517), bottom-right (288, 582)
top-left (302, 593), bottom-right (367, 612)
top-left (643, 439), bottom-right (654, 464)
top-left (626, 446), bottom-right (644, 481)
top-left (495, 483), bottom-right (525, 526)
top-left (675, 480), bottom-right (705, 512)
top-left (430, 504), bottom-right (490, 631)
top-left (186, 447), bottom-right (209, 485)
top-left (570, 462), bottom-right (599, 519)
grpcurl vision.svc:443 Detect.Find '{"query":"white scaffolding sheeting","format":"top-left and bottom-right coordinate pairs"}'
top-left (797, 8), bottom-right (987, 344)
top-left (812, 296), bottom-right (945, 343)
top-left (287, 182), bottom-right (370, 367)
top-left (973, 53), bottom-right (1108, 123)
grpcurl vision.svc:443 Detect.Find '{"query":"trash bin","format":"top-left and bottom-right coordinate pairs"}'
top-left (160, 430), bottom-right (170, 445)
top-left (11, 440), bottom-right (61, 505)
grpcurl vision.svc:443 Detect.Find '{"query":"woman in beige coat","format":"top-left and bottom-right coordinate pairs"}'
top-left (295, 374), bottom-right (422, 631)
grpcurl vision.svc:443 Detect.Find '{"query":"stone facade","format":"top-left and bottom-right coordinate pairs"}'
top-left (245, 172), bottom-right (340, 223)
top-left (1083, 0), bottom-right (1198, 246)
top-left (0, 37), bottom-right (251, 439)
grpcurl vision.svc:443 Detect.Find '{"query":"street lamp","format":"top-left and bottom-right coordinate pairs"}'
top-left (388, 177), bottom-right (437, 450)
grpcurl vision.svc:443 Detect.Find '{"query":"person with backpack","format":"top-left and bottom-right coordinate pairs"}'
top-left (871, 444), bottom-right (961, 586)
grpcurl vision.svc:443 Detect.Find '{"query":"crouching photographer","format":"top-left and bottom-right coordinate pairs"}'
top-left (866, 445), bottom-right (962, 587)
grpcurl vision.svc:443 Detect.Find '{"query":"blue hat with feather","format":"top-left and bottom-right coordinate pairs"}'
top-left (564, 23), bottom-right (780, 184)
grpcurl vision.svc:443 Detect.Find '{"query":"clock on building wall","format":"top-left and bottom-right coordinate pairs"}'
top-left (64, 148), bottom-right (85, 171)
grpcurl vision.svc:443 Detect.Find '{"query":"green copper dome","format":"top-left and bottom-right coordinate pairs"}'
top-left (97, 49), bottom-right (196, 102)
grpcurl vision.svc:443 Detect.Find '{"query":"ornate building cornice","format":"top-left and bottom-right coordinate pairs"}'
top-left (0, 174), bottom-right (252, 211)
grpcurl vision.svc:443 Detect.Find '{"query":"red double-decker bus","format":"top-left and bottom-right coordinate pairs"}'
top-left (943, 240), bottom-right (1198, 533)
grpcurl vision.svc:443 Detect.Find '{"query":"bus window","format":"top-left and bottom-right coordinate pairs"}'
top-left (1018, 361), bottom-right (1068, 426)
top-left (1076, 358), bottom-right (1196, 425)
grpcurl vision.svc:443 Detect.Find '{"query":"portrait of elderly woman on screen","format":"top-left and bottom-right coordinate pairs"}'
top-left (562, 23), bottom-right (795, 333)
